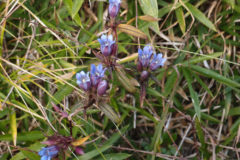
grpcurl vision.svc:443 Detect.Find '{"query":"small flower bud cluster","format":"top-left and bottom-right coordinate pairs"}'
top-left (138, 45), bottom-right (166, 81)
top-left (109, 0), bottom-right (121, 19)
top-left (76, 64), bottom-right (108, 96)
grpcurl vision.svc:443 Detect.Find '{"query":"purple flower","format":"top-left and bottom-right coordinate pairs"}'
top-left (97, 80), bottom-right (108, 96)
top-left (138, 45), bottom-right (153, 69)
top-left (109, 0), bottom-right (121, 18)
top-left (98, 34), bottom-right (115, 56)
top-left (90, 64), bottom-right (106, 86)
top-left (76, 71), bottom-right (91, 91)
top-left (149, 53), bottom-right (166, 71)
top-left (38, 146), bottom-right (59, 160)
top-left (75, 147), bottom-right (84, 155)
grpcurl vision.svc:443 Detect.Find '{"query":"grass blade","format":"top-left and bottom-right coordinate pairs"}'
top-left (189, 65), bottom-right (240, 89)
top-left (183, 68), bottom-right (201, 120)
top-left (185, 2), bottom-right (217, 32)
top-left (175, 7), bottom-right (186, 34)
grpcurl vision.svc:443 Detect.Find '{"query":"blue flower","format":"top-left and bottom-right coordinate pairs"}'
top-left (38, 146), bottom-right (59, 160)
top-left (98, 34), bottom-right (115, 56)
top-left (90, 64), bottom-right (106, 86)
top-left (109, 0), bottom-right (121, 18)
top-left (149, 53), bottom-right (166, 71)
top-left (97, 80), bottom-right (108, 96)
top-left (138, 45), bottom-right (153, 69)
top-left (76, 71), bottom-right (91, 91)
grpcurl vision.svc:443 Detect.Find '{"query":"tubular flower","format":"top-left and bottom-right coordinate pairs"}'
top-left (138, 45), bottom-right (153, 69)
top-left (76, 71), bottom-right (91, 91)
top-left (149, 53), bottom-right (166, 71)
top-left (90, 64), bottom-right (107, 86)
top-left (97, 80), bottom-right (108, 96)
top-left (38, 146), bottom-right (59, 160)
top-left (109, 0), bottom-right (121, 18)
top-left (98, 34), bottom-right (115, 56)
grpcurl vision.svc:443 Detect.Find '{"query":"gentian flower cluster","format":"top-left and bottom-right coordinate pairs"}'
top-left (138, 45), bottom-right (166, 81)
top-left (138, 45), bottom-right (166, 71)
top-left (38, 134), bottom-right (85, 160)
top-left (76, 64), bottom-right (108, 96)
top-left (38, 146), bottom-right (59, 160)
top-left (109, 0), bottom-right (121, 18)
top-left (137, 45), bottom-right (166, 107)
top-left (98, 34), bottom-right (116, 57)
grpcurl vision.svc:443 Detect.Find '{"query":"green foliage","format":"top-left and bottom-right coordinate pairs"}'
top-left (0, 0), bottom-right (240, 159)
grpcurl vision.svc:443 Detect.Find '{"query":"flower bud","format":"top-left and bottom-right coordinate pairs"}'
top-left (109, 0), bottom-right (121, 19)
top-left (97, 80), bottom-right (108, 96)
top-left (75, 147), bottom-right (84, 155)
top-left (140, 70), bottom-right (149, 81)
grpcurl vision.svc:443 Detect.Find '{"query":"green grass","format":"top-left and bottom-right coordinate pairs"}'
top-left (0, 0), bottom-right (240, 159)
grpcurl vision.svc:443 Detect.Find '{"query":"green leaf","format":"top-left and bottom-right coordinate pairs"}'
top-left (163, 69), bottom-right (178, 97)
top-left (193, 73), bottom-right (213, 97)
top-left (147, 88), bottom-right (164, 98)
top-left (229, 107), bottom-right (240, 116)
top-left (175, 7), bottom-right (186, 34)
top-left (11, 142), bottom-right (44, 160)
top-left (63, 0), bottom-right (83, 27)
top-left (138, 0), bottom-right (158, 20)
top-left (72, 0), bottom-right (84, 18)
top-left (183, 68), bottom-right (201, 120)
top-left (185, 3), bottom-right (217, 32)
top-left (195, 118), bottom-right (205, 148)
top-left (195, 118), bottom-right (210, 158)
top-left (50, 83), bottom-right (74, 106)
top-left (73, 14), bottom-right (83, 28)
top-left (0, 131), bottom-right (44, 142)
top-left (20, 150), bottom-right (40, 160)
top-left (76, 126), bottom-right (128, 160)
top-left (181, 52), bottom-right (223, 65)
top-left (187, 109), bottom-right (220, 123)
top-left (189, 65), bottom-right (240, 89)
top-left (150, 122), bottom-right (162, 159)
top-left (138, 0), bottom-right (159, 34)
top-left (118, 102), bottom-right (157, 123)
top-left (230, 118), bottom-right (240, 133)
top-left (63, 0), bottom-right (73, 12)
top-left (223, 0), bottom-right (235, 9)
